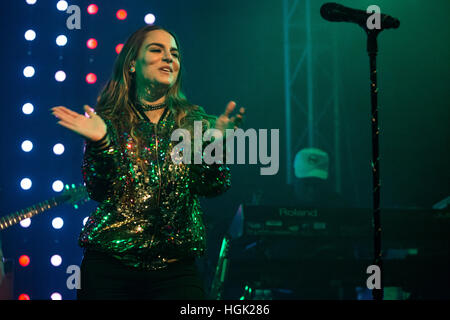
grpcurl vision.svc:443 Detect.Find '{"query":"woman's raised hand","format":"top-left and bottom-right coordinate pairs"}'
top-left (51, 105), bottom-right (107, 142)
top-left (215, 101), bottom-right (245, 135)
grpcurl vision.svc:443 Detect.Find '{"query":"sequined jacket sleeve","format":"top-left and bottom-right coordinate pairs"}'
top-left (187, 106), bottom-right (232, 198)
top-left (81, 119), bottom-right (124, 203)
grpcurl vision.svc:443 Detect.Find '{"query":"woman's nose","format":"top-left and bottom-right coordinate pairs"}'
top-left (162, 53), bottom-right (173, 62)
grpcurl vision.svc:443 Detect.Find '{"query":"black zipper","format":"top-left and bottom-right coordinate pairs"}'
top-left (131, 104), bottom-right (170, 207)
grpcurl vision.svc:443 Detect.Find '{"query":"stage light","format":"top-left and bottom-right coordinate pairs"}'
top-left (24, 29), bottom-right (36, 41)
top-left (87, 4), bottom-right (98, 15)
top-left (50, 292), bottom-right (62, 300)
top-left (115, 43), bottom-right (124, 54)
top-left (19, 255), bottom-right (30, 267)
top-left (144, 13), bottom-right (155, 25)
top-left (26, 0), bottom-right (37, 5)
top-left (56, 1), bottom-right (68, 11)
top-left (55, 70), bottom-right (66, 82)
top-left (50, 255), bottom-right (62, 267)
top-left (83, 217), bottom-right (89, 226)
top-left (52, 180), bottom-right (64, 192)
top-left (22, 102), bottom-right (34, 114)
top-left (116, 9), bottom-right (127, 20)
top-left (20, 178), bottom-right (32, 190)
top-left (20, 218), bottom-right (31, 228)
top-left (21, 140), bottom-right (33, 152)
top-left (52, 217), bottom-right (64, 229)
top-left (87, 38), bottom-right (98, 49)
top-left (56, 35), bottom-right (68, 46)
top-left (86, 73), bottom-right (97, 84)
top-left (23, 66), bottom-right (35, 78)
top-left (53, 143), bottom-right (65, 155)
top-left (18, 294), bottom-right (30, 300)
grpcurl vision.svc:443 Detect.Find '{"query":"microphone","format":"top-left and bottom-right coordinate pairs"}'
top-left (320, 2), bottom-right (400, 30)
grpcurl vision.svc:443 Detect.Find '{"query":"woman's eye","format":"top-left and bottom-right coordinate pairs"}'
top-left (150, 49), bottom-right (179, 58)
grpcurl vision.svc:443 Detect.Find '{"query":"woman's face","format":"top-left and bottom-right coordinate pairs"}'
top-left (134, 29), bottom-right (180, 89)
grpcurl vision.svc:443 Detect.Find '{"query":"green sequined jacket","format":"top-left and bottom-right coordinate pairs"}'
top-left (79, 106), bottom-right (231, 270)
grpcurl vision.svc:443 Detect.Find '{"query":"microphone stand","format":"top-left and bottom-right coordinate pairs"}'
top-left (319, 3), bottom-right (399, 301)
top-left (366, 27), bottom-right (383, 301)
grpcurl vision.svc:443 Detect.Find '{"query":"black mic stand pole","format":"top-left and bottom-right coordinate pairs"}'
top-left (366, 27), bottom-right (383, 301)
top-left (320, 3), bottom-right (399, 301)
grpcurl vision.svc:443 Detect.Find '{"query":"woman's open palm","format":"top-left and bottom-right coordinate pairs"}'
top-left (51, 105), bottom-right (107, 142)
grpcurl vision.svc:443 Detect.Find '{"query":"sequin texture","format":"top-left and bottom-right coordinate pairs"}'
top-left (79, 106), bottom-right (231, 270)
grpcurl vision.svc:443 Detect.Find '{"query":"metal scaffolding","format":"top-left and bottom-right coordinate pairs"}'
top-left (283, 0), bottom-right (342, 193)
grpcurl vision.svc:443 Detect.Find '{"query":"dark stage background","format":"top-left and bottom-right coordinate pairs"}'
top-left (0, 0), bottom-right (448, 300)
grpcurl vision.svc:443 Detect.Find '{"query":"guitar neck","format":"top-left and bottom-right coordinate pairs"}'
top-left (0, 194), bottom-right (70, 230)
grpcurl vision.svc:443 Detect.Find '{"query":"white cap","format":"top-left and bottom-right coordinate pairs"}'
top-left (294, 148), bottom-right (329, 180)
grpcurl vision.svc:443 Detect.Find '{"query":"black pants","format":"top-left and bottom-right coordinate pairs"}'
top-left (77, 250), bottom-right (205, 300)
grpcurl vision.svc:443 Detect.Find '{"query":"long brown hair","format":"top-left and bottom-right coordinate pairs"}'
top-left (94, 25), bottom-right (206, 169)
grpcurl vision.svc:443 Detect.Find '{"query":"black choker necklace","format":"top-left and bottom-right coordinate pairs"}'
top-left (137, 102), bottom-right (166, 111)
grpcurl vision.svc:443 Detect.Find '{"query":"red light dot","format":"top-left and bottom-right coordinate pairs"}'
top-left (87, 38), bottom-right (98, 49)
top-left (87, 4), bottom-right (98, 15)
top-left (115, 43), bottom-right (124, 54)
top-left (116, 9), bottom-right (127, 20)
top-left (18, 294), bottom-right (30, 300)
top-left (86, 73), bottom-right (97, 84)
top-left (19, 255), bottom-right (30, 267)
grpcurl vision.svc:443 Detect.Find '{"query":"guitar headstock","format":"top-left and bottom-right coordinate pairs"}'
top-left (61, 183), bottom-right (90, 209)
top-left (0, 183), bottom-right (91, 231)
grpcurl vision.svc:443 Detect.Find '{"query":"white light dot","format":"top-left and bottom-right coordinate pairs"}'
top-left (24, 29), bottom-right (36, 41)
top-left (22, 103), bottom-right (34, 114)
top-left (50, 292), bottom-right (62, 300)
top-left (56, 1), bottom-right (68, 11)
top-left (50, 255), bottom-right (62, 267)
top-left (144, 13), bottom-right (156, 25)
top-left (56, 35), bottom-right (67, 46)
top-left (52, 180), bottom-right (64, 192)
top-left (55, 70), bottom-right (66, 82)
top-left (23, 66), bottom-right (35, 78)
top-left (21, 140), bottom-right (33, 152)
top-left (52, 217), bottom-right (64, 229)
top-left (53, 143), bottom-right (65, 155)
top-left (20, 218), bottom-right (31, 228)
top-left (83, 217), bottom-right (89, 226)
top-left (26, 0), bottom-right (37, 5)
top-left (20, 178), bottom-right (32, 190)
